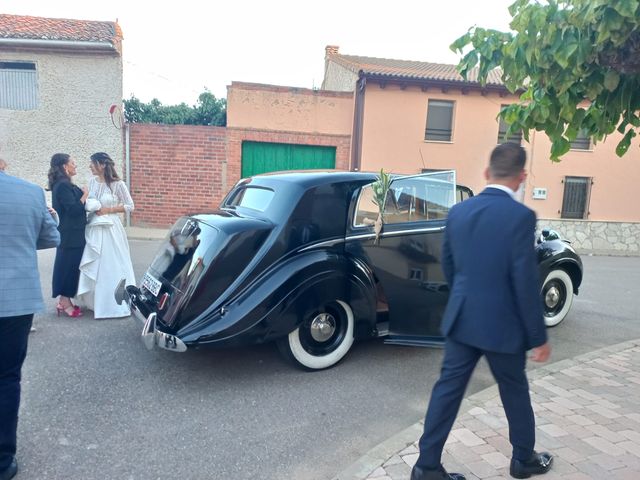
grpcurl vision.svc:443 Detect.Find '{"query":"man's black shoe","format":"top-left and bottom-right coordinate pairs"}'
top-left (0, 458), bottom-right (17, 480)
top-left (509, 451), bottom-right (553, 479)
top-left (411, 464), bottom-right (466, 480)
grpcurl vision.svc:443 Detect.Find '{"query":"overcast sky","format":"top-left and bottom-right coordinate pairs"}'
top-left (3, 0), bottom-right (515, 105)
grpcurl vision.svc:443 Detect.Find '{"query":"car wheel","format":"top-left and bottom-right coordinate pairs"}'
top-left (277, 300), bottom-right (355, 371)
top-left (541, 269), bottom-right (574, 327)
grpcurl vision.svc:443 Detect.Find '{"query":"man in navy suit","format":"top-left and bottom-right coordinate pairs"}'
top-left (411, 143), bottom-right (552, 480)
top-left (0, 164), bottom-right (60, 480)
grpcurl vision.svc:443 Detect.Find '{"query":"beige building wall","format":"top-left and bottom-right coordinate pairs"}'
top-left (0, 50), bottom-right (123, 191)
top-left (227, 82), bottom-right (353, 136)
top-left (358, 83), bottom-right (640, 223)
top-left (526, 132), bottom-right (640, 222)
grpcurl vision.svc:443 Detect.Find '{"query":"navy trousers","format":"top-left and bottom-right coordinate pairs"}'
top-left (415, 337), bottom-right (535, 469)
top-left (0, 314), bottom-right (33, 471)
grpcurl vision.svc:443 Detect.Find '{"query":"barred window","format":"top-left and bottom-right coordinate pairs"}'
top-left (0, 61), bottom-right (38, 110)
top-left (425, 100), bottom-right (454, 142)
top-left (497, 105), bottom-right (522, 144)
top-left (561, 176), bottom-right (591, 219)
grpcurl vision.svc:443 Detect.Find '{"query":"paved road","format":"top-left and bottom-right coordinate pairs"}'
top-left (18, 243), bottom-right (640, 480)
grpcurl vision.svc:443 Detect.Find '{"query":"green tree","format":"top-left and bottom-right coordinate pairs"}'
top-left (193, 90), bottom-right (227, 126)
top-left (123, 89), bottom-right (226, 126)
top-left (451, 0), bottom-right (640, 160)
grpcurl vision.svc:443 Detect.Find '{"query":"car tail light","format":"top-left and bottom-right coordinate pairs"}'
top-left (158, 292), bottom-right (170, 311)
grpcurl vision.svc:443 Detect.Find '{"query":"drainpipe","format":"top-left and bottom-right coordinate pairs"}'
top-left (351, 73), bottom-right (366, 171)
top-left (125, 123), bottom-right (131, 227)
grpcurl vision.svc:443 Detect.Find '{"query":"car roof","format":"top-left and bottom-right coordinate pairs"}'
top-left (239, 170), bottom-right (469, 194)
top-left (243, 170), bottom-right (379, 189)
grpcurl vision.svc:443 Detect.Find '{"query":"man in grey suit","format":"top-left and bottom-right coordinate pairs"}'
top-left (0, 164), bottom-right (60, 480)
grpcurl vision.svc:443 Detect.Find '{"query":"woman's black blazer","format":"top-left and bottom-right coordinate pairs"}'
top-left (52, 180), bottom-right (87, 248)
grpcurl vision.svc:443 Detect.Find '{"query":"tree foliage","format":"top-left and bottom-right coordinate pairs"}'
top-left (451, 0), bottom-right (640, 160)
top-left (123, 90), bottom-right (226, 126)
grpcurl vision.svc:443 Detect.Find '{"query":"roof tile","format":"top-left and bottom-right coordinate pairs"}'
top-left (330, 53), bottom-right (503, 86)
top-left (0, 14), bottom-right (122, 46)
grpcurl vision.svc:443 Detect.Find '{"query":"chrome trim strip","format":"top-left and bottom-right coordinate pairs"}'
top-left (346, 226), bottom-right (445, 241)
top-left (298, 238), bottom-right (345, 252)
top-left (297, 225), bottom-right (445, 251)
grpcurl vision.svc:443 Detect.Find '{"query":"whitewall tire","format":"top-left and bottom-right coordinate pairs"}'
top-left (278, 300), bottom-right (355, 371)
top-left (541, 269), bottom-right (574, 327)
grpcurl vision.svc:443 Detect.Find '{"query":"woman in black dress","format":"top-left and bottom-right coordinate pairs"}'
top-left (48, 153), bottom-right (88, 317)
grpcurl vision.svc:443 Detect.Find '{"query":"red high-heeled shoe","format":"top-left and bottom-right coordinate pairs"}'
top-left (56, 304), bottom-right (83, 317)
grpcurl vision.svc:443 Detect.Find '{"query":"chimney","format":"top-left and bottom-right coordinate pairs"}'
top-left (325, 45), bottom-right (339, 57)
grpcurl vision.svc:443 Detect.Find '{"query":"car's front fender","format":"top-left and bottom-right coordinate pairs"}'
top-left (536, 239), bottom-right (583, 293)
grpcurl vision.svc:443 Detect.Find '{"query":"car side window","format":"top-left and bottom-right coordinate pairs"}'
top-left (354, 185), bottom-right (380, 226)
top-left (354, 177), bottom-right (454, 227)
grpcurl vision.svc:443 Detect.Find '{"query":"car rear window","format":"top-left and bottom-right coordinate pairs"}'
top-left (225, 186), bottom-right (274, 212)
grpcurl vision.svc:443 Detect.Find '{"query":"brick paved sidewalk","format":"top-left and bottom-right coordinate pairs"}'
top-left (337, 340), bottom-right (640, 480)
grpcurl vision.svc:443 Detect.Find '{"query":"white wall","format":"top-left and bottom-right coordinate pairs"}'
top-left (0, 49), bottom-right (123, 193)
top-left (321, 61), bottom-right (358, 92)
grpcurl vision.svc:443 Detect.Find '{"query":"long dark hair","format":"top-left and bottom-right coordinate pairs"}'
top-left (90, 152), bottom-right (120, 187)
top-left (47, 153), bottom-right (71, 190)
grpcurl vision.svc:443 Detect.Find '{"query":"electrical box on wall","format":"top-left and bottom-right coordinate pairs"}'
top-left (532, 187), bottom-right (547, 200)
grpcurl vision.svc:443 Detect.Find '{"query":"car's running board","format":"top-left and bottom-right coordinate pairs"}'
top-left (384, 335), bottom-right (445, 348)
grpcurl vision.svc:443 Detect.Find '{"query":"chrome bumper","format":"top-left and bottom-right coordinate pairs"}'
top-left (115, 279), bottom-right (187, 353)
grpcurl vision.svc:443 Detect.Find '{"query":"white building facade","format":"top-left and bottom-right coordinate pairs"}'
top-left (0, 14), bottom-right (124, 189)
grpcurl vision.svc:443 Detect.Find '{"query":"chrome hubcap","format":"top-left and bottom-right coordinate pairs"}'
top-left (545, 286), bottom-right (560, 308)
top-left (310, 313), bottom-right (336, 342)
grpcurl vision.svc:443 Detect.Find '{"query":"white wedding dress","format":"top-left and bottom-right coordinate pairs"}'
top-left (76, 177), bottom-right (136, 318)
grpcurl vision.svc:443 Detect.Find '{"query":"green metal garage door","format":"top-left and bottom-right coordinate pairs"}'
top-left (241, 141), bottom-right (336, 178)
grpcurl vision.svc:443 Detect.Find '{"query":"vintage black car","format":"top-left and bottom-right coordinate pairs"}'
top-left (116, 171), bottom-right (583, 370)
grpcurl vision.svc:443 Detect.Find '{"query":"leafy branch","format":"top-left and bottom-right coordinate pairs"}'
top-left (451, 0), bottom-right (640, 160)
top-left (371, 169), bottom-right (392, 244)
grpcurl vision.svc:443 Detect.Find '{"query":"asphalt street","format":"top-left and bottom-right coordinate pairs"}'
top-left (16, 241), bottom-right (640, 480)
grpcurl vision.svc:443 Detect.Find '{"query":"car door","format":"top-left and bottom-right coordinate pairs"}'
top-left (346, 171), bottom-right (456, 346)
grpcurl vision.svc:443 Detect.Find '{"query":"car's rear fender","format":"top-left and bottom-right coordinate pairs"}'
top-left (178, 250), bottom-right (376, 346)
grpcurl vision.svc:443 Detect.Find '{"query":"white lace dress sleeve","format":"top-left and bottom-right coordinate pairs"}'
top-left (114, 180), bottom-right (134, 213)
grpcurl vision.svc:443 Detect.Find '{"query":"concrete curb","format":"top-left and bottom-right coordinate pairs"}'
top-left (333, 338), bottom-right (640, 480)
top-left (126, 226), bottom-right (168, 241)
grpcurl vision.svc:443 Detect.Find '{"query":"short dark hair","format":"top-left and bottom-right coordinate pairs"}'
top-left (489, 143), bottom-right (526, 179)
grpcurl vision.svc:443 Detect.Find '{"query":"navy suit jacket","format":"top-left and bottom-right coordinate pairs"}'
top-left (440, 187), bottom-right (546, 354)
top-left (0, 171), bottom-right (60, 317)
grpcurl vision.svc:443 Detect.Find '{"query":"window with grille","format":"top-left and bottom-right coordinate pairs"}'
top-left (570, 130), bottom-right (591, 150)
top-left (497, 105), bottom-right (522, 144)
top-left (425, 100), bottom-right (454, 142)
top-left (561, 176), bottom-right (591, 219)
top-left (0, 61), bottom-right (38, 110)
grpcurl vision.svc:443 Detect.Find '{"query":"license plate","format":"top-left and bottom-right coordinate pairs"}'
top-left (142, 272), bottom-right (162, 297)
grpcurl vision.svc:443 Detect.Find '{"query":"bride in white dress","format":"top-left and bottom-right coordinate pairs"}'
top-left (76, 152), bottom-right (135, 318)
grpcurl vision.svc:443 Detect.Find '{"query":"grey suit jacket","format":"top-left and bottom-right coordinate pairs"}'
top-left (0, 171), bottom-right (60, 317)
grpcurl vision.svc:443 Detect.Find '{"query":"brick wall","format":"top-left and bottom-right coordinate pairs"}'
top-left (128, 124), bottom-right (351, 227)
top-left (128, 124), bottom-right (229, 227)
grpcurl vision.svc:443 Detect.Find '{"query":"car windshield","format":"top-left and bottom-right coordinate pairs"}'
top-left (224, 186), bottom-right (274, 212)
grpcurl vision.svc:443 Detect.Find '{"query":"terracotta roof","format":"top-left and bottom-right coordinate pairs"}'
top-left (329, 53), bottom-right (503, 86)
top-left (0, 14), bottom-right (122, 48)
